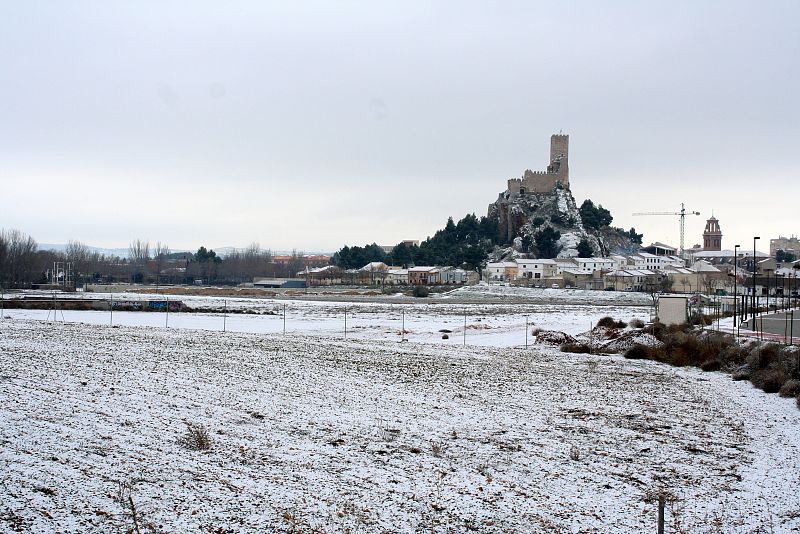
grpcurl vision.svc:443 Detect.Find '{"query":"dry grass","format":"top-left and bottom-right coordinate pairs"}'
top-left (179, 421), bottom-right (212, 451)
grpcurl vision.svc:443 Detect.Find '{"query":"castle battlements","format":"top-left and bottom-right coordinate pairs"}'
top-left (507, 134), bottom-right (570, 195)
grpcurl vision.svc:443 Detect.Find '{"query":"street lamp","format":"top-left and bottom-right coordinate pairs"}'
top-left (753, 237), bottom-right (760, 321)
top-left (734, 244), bottom-right (740, 328)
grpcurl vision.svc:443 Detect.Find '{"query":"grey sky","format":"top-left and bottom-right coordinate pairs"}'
top-left (1, 1), bottom-right (798, 253)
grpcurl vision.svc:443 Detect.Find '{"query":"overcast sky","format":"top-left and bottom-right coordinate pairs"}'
top-left (1, 1), bottom-right (798, 253)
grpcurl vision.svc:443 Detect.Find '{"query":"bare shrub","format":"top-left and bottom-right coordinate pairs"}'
top-left (796, 394), bottom-right (800, 410)
top-left (751, 368), bottom-right (789, 394)
top-left (596, 316), bottom-right (626, 329)
top-left (644, 321), bottom-right (667, 341)
top-left (412, 285), bottom-right (429, 298)
top-left (179, 421), bottom-right (212, 450)
top-left (624, 345), bottom-right (649, 360)
top-left (560, 343), bottom-right (591, 354)
top-left (700, 359), bottom-right (722, 372)
top-left (569, 444), bottom-right (581, 461)
top-left (779, 379), bottom-right (800, 398)
top-left (747, 343), bottom-right (782, 371)
top-left (629, 318), bottom-right (645, 329)
top-left (430, 440), bottom-right (446, 457)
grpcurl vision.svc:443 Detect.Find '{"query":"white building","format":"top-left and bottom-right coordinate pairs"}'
top-left (514, 258), bottom-right (558, 280)
top-left (572, 257), bottom-right (614, 272)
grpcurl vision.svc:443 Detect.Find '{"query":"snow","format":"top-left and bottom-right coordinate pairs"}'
top-left (2, 296), bottom-right (800, 532)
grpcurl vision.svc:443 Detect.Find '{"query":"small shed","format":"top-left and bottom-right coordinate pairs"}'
top-left (657, 295), bottom-right (688, 326)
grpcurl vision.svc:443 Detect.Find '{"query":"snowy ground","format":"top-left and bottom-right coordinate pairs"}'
top-left (2, 290), bottom-right (653, 349)
top-left (1, 317), bottom-right (799, 533)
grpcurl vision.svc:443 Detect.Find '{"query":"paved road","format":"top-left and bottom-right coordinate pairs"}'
top-left (741, 309), bottom-right (800, 343)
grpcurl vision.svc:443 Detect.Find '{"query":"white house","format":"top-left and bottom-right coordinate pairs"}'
top-left (439, 267), bottom-right (468, 284)
top-left (572, 257), bottom-right (614, 273)
top-left (514, 258), bottom-right (558, 280)
top-left (486, 262), bottom-right (518, 281)
top-left (386, 269), bottom-right (408, 285)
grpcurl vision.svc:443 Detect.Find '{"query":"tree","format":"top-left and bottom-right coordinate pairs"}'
top-left (579, 199), bottom-right (613, 230)
top-left (65, 240), bottom-right (90, 287)
top-left (153, 242), bottom-right (170, 286)
top-left (627, 227), bottom-right (643, 245)
top-left (576, 238), bottom-right (594, 258)
top-left (534, 226), bottom-right (561, 259)
top-left (0, 229), bottom-right (38, 288)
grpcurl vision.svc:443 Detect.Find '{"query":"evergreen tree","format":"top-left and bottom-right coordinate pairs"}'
top-left (576, 238), bottom-right (594, 258)
top-left (534, 226), bottom-right (561, 259)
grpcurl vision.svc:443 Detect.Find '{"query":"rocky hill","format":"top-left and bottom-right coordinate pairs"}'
top-left (486, 134), bottom-right (641, 260)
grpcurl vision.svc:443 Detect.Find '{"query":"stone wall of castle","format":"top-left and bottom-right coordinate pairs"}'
top-left (506, 134), bottom-right (569, 194)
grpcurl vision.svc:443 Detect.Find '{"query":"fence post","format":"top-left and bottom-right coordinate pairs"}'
top-left (223, 299), bottom-right (227, 333)
top-left (401, 308), bottom-right (405, 342)
top-left (165, 297), bottom-right (169, 328)
top-left (283, 303), bottom-right (286, 335)
top-left (525, 316), bottom-right (528, 349)
top-left (657, 494), bottom-right (665, 534)
top-left (344, 306), bottom-right (347, 339)
top-left (110, 294), bottom-right (113, 326)
top-left (1, 286), bottom-right (4, 320)
top-left (463, 311), bottom-right (467, 346)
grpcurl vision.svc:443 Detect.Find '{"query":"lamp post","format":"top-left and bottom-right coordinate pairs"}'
top-left (734, 245), bottom-right (740, 328)
top-left (753, 237), bottom-right (760, 321)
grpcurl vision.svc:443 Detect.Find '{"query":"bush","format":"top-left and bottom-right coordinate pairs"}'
top-left (779, 379), bottom-right (800, 398)
top-left (700, 359), bottom-right (722, 372)
top-left (751, 368), bottom-right (789, 394)
top-left (561, 343), bottom-right (591, 354)
top-left (596, 316), bottom-right (627, 329)
top-left (624, 345), bottom-right (650, 360)
top-left (179, 421), bottom-right (212, 450)
top-left (644, 322), bottom-right (667, 341)
top-left (630, 319), bottom-right (645, 329)
top-left (412, 285), bottom-right (429, 298)
top-left (797, 394), bottom-right (800, 410)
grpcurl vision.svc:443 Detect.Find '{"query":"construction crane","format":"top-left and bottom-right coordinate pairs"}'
top-left (632, 203), bottom-right (700, 258)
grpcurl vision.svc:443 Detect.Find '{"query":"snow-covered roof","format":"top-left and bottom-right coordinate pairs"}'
top-left (690, 260), bottom-right (721, 273)
top-left (408, 266), bottom-right (439, 272)
top-left (562, 268), bottom-right (593, 275)
top-left (359, 261), bottom-right (389, 271)
top-left (606, 269), bottom-right (658, 277)
top-left (486, 262), bottom-right (518, 268)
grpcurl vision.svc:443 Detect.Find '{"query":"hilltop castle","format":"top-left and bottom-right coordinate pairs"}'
top-left (507, 134), bottom-right (570, 195)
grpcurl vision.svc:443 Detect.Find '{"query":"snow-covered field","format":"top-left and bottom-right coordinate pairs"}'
top-left (2, 290), bottom-right (653, 348)
top-left (1, 316), bottom-right (799, 533)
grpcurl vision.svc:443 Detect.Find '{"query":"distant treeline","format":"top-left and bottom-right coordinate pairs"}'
top-left (0, 229), bottom-right (304, 288)
top-left (331, 213), bottom-right (499, 271)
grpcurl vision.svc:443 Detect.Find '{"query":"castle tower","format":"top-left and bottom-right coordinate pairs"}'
top-left (550, 134), bottom-right (569, 164)
top-left (548, 134), bottom-right (569, 187)
top-left (702, 216), bottom-right (722, 251)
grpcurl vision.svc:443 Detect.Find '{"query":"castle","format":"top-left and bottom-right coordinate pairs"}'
top-left (507, 134), bottom-right (570, 195)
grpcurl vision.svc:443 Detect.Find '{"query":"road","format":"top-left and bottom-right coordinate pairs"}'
top-left (741, 308), bottom-right (800, 343)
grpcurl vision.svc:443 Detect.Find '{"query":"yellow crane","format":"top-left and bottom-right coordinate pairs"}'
top-left (632, 203), bottom-right (700, 258)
